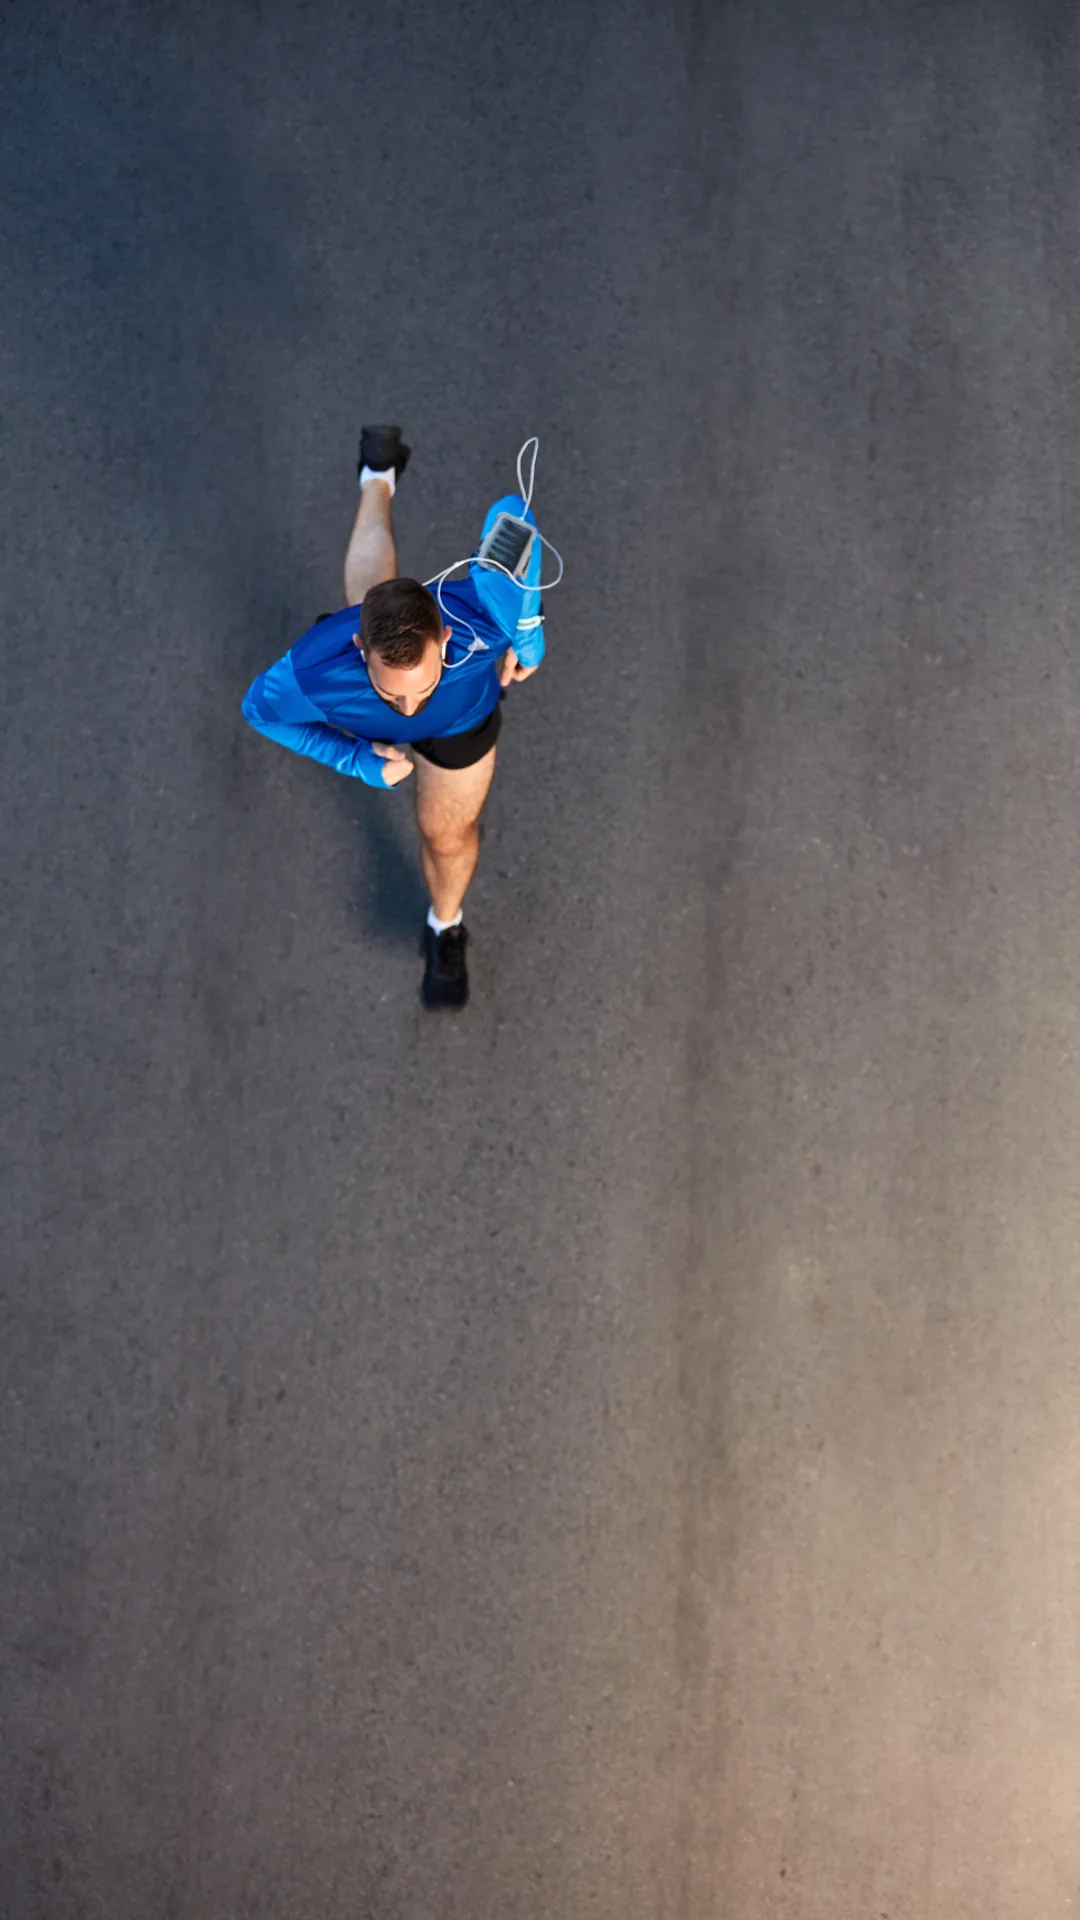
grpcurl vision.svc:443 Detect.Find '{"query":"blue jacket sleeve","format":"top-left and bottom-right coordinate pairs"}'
top-left (241, 654), bottom-right (389, 787)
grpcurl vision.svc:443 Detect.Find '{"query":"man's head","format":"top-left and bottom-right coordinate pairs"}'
top-left (356, 578), bottom-right (450, 717)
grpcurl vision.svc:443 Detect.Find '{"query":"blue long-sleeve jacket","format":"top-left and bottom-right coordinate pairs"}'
top-left (242, 493), bottom-right (545, 788)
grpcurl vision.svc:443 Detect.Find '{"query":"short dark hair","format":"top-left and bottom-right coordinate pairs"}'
top-left (360, 577), bottom-right (443, 670)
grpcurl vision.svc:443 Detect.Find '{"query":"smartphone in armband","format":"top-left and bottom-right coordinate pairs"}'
top-left (477, 512), bottom-right (535, 580)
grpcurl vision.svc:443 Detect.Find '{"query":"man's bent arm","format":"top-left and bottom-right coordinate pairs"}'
top-left (241, 655), bottom-right (388, 787)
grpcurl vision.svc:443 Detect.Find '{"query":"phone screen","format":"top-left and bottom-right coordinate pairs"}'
top-left (485, 516), bottom-right (532, 574)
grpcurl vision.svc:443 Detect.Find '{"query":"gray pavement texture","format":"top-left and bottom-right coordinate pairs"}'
top-left (3, 2), bottom-right (1080, 1915)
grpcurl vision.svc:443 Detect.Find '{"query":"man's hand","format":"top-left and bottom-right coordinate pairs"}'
top-left (372, 742), bottom-right (414, 786)
top-left (497, 647), bottom-right (540, 688)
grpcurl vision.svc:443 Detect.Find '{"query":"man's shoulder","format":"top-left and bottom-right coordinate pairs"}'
top-left (291, 605), bottom-right (361, 663)
top-left (289, 606), bottom-right (366, 694)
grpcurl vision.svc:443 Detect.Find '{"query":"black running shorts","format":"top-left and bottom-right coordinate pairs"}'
top-left (411, 690), bottom-right (505, 770)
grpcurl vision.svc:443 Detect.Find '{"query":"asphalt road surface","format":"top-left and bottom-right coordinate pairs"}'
top-left (4, 4), bottom-right (1080, 1916)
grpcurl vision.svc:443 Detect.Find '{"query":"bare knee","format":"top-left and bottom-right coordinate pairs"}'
top-left (421, 820), bottom-right (475, 858)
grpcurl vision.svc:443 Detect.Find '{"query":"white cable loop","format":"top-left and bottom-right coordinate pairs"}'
top-left (517, 435), bottom-right (539, 515)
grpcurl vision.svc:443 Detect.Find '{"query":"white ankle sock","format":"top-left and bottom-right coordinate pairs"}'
top-left (359, 464), bottom-right (396, 495)
top-left (427, 906), bottom-right (462, 935)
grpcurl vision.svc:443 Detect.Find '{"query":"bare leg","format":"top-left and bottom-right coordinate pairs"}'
top-left (419, 822), bottom-right (482, 924)
top-left (344, 479), bottom-right (398, 604)
top-left (413, 746), bottom-right (498, 922)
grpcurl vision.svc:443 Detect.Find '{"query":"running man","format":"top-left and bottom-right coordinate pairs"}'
top-left (241, 426), bottom-right (547, 1011)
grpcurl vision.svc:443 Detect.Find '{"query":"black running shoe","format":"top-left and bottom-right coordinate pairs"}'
top-left (421, 922), bottom-right (469, 1010)
top-left (358, 424), bottom-right (411, 484)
